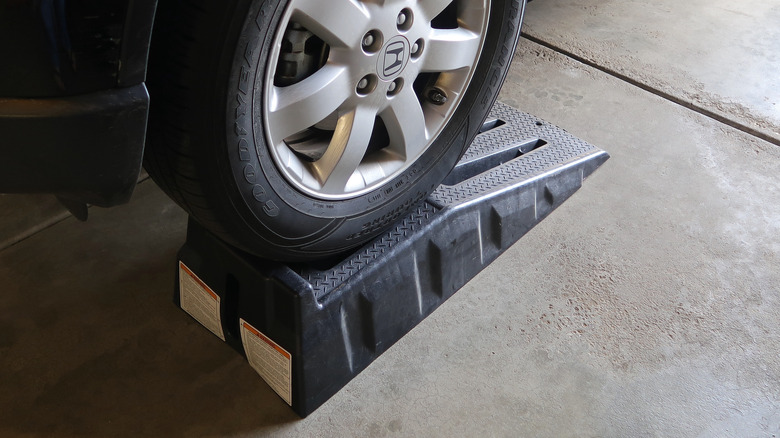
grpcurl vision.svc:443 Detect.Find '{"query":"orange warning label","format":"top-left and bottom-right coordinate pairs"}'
top-left (179, 261), bottom-right (225, 341)
top-left (240, 319), bottom-right (292, 405)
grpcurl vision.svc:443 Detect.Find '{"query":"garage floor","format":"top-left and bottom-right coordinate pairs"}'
top-left (2, 1), bottom-right (779, 436)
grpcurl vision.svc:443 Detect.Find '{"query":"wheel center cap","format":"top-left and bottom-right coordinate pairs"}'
top-left (377, 36), bottom-right (410, 81)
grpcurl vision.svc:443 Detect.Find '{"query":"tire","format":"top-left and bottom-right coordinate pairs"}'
top-left (145, 0), bottom-right (525, 261)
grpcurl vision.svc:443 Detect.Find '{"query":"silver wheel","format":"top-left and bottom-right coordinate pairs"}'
top-left (264, 0), bottom-right (490, 200)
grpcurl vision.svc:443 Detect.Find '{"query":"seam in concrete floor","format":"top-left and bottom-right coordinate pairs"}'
top-left (521, 33), bottom-right (780, 149)
top-left (0, 175), bottom-right (152, 254)
top-left (0, 211), bottom-right (72, 253)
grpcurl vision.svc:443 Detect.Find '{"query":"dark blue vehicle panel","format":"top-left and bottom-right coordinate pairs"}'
top-left (0, 0), bottom-right (157, 207)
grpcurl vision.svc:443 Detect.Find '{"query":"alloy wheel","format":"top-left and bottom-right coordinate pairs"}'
top-left (264, 0), bottom-right (490, 200)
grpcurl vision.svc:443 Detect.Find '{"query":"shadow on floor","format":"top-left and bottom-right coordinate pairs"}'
top-left (0, 183), bottom-right (302, 437)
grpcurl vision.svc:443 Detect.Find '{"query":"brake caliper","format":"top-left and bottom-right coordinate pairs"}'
top-left (274, 23), bottom-right (329, 87)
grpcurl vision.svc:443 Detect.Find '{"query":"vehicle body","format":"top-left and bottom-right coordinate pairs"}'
top-left (0, 0), bottom-right (526, 260)
top-left (0, 0), bottom-right (156, 208)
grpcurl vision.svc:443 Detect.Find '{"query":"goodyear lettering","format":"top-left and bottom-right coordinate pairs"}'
top-left (234, 35), bottom-right (282, 219)
top-left (238, 65), bottom-right (251, 94)
top-left (239, 139), bottom-right (251, 162)
top-left (244, 42), bottom-right (254, 63)
top-left (263, 201), bottom-right (280, 217)
top-left (244, 164), bottom-right (257, 183)
top-left (236, 93), bottom-right (247, 119)
top-left (255, 5), bottom-right (267, 29)
top-left (252, 184), bottom-right (266, 201)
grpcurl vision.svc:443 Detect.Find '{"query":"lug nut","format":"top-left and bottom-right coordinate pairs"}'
top-left (362, 33), bottom-right (374, 48)
top-left (428, 88), bottom-right (448, 105)
top-left (387, 78), bottom-right (403, 96)
top-left (397, 9), bottom-right (412, 30)
top-left (411, 39), bottom-right (424, 58)
top-left (362, 30), bottom-right (382, 52)
top-left (357, 75), bottom-right (377, 95)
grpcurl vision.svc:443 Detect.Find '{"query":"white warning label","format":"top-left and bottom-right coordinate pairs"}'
top-left (179, 261), bottom-right (225, 341)
top-left (240, 319), bottom-right (292, 406)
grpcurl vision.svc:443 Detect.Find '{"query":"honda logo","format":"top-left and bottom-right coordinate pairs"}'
top-left (377, 36), bottom-right (410, 80)
top-left (383, 41), bottom-right (406, 76)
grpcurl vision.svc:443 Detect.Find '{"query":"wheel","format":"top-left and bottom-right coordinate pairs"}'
top-left (144, 0), bottom-right (525, 261)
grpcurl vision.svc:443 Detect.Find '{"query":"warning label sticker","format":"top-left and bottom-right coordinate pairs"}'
top-left (239, 319), bottom-right (292, 406)
top-left (178, 261), bottom-right (225, 341)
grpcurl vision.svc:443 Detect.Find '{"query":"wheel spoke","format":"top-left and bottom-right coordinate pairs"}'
top-left (418, 0), bottom-right (454, 23)
top-left (422, 28), bottom-right (482, 73)
top-left (267, 65), bottom-right (351, 144)
top-left (316, 106), bottom-right (377, 193)
top-left (292, 0), bottom-right (370, 49)
top-left (381, 88), bottom-right (429, 160)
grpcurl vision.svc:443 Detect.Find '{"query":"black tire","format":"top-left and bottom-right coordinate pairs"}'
top-left (145, 0), bottom-right (525, 261)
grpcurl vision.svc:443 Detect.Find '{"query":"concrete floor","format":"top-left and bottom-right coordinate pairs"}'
top-left (523, 0), bottom-right (780, 146)
top-left (2, 1), bottom-right (779, 436)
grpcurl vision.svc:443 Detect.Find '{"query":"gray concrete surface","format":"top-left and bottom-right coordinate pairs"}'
top-left (523, 0), bottom-right (780, 145)
top-left (0, 172), bottom-right (148, 252)
top-left (0, 194), bottom-right (68, 251)
top-left (2, 2), bottom-right (780, 437)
